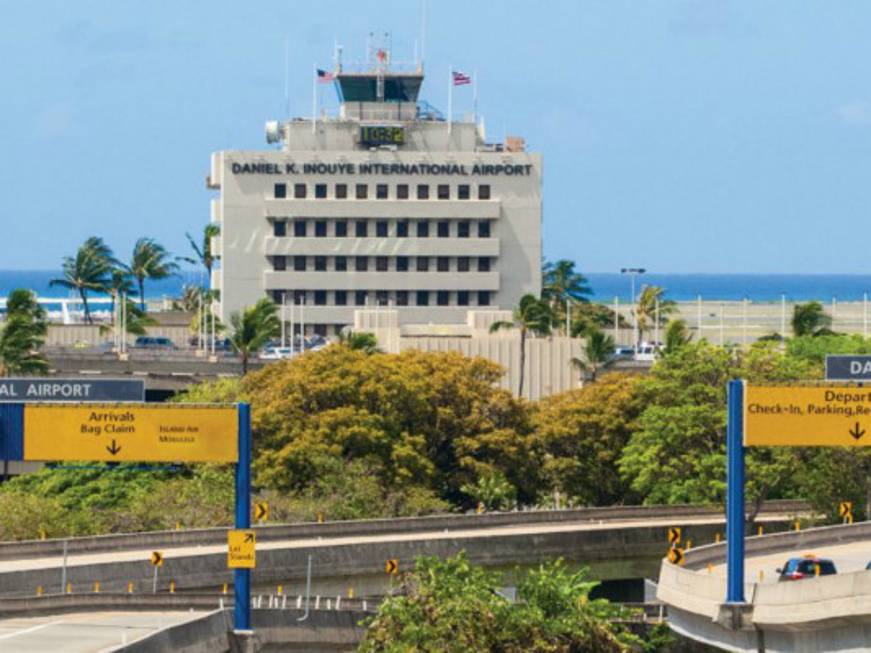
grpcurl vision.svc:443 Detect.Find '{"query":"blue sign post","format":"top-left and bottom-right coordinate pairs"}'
top-left (234, 402), bottom-right (252, 632)
top-left (726, 380), bottom-right (745, 603)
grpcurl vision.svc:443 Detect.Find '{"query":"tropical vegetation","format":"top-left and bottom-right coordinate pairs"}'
top-left (49, 236), bottom-right (115, 323)
top-left (128, 237), bottom-right (179, 309)
top-left (0, 289), bottom-right (48, 374)
top-left (227, 298), bottom-right (280, 374)
top-left (490, 293), bottom-right (553, 396)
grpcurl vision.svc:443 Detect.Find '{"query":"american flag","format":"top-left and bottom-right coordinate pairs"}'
top-left (452, 70), bottom-right (471, 86)
top-left (316, 69), bottom-right (334, 83)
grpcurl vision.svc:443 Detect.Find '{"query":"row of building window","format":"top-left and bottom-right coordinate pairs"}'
top-left (271, 255), bottom-right (492, 273)
top-left (273, 219), bottom-right (491, 238)
top-left (274, 183), bottom-right (491, 201)
top-left (271, 290), bottom-right (491, 307)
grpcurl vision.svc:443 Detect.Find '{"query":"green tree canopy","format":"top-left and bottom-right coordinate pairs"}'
top-left (791, 301), bottom-right (833, 337)
top-left (227, 298), bottom-right (280, 374)
top-left (572, 328), bottom-right (616, 381)
top-left (0, 289), bottom-right (48, 375)
top-left (128, 237), bottom-right (179, 309)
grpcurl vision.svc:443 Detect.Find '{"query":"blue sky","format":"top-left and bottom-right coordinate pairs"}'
top-left (2, 1), bottom-right (870, 273)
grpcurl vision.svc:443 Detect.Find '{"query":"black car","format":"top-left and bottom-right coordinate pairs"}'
top-left (776, 556), bottom-right (837, 581)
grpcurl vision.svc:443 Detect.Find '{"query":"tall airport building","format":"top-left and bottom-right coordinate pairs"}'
top-left (207, 49), bottom-right (542, 335)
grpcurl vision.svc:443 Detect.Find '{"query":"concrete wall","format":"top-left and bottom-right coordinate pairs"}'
top-left (46, 325), bottom-right (192, 348)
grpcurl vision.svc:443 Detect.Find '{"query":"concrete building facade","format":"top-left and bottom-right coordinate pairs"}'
top-left (208, 58), bottom-right (542, 335)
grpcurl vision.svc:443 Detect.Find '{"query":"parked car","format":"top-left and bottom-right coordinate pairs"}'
top-left (132, 336), bottom-right (175, 350)
top-left (258, 346), bottom-right (294, 360)
top-left (776, 556), bottom-right (837, 581)
top-left (611, 346), bottom-right (635, 361)
top-left (634, 342), bottom-right (658, 362)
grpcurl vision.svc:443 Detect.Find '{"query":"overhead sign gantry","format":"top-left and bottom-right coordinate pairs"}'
top-left (0, 401), bottom-right (254, 634)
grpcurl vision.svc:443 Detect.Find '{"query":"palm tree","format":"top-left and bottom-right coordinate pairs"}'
top-left (228, 299), bottom-right (280, 374)
top-left (338, 330), bottom-right (380, 354)
top-left (662, 319), bottom-right (693, 355)
top-left (0, 289), bottom-right (48, 375)
top-left (489, 294), bottom-right (553, 397)
top-left (635, 285), bottom-right (676, 346)
top-left (181, 224), bottom-right (221, 277)
top-left (108, 267), bottom-right (134, 316)
top-left (49, 237), bottom-right (114, 324)
top-left (571, 328), bottom-right (615, 382)
top-left (792, 301), bottom-right (833, 337)
top-left (128, 238), bottom-right (179, 310)
top-left (542, 259), bottom-right (593, 333)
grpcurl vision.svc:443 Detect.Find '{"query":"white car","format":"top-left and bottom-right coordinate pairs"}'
top-left (634, 342), bottom-right (658, 361)
top-left (258, 346), bottom-right (294, 360)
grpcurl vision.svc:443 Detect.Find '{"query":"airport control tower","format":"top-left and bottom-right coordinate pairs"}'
top-left (207, 41), bottom-right (542, 336)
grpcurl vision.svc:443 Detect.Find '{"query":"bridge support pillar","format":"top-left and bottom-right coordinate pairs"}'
top-left (726, 379), bottom-right (745, 604)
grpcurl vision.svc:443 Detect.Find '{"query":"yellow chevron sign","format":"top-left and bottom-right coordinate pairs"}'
top-left (23, 404), bottom-right (238, 463)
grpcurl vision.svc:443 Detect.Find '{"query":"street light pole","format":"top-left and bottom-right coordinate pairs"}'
top-left (620, 268), bottom-right (646, 348)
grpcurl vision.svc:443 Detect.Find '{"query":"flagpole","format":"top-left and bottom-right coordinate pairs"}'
top-left (312, 63), bottom-right (317, 134)
top-left (448, 66), bottom-right (452, 136)
top-left (473, 69), bottom-right (478, 131)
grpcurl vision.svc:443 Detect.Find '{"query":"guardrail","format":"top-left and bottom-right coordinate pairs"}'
top-left (0, 500), bottom-right (811, 562)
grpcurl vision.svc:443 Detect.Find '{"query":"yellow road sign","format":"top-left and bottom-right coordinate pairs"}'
top-left (385, 559), bottom-right (399, 575)
top-left (150, 551), bottom-right (163, 567)
top-left (745, 386), bottom-right (871, 447)
top-left (839, 501), bottom-right (853, 517)
top-left (23, 404), bottom-right (238, 463)
top-left (254, 501), bottom-right (269, 522)
top-left (228, 529), bottom-right (256, 569)
top-left (667, 548), bottom-right (685, 566)
top-left (667, 527), bottom-right (681, 545)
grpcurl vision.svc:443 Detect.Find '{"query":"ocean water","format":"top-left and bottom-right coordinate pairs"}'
top-left (0, 270), bottom-right (201, 301)
top-left (3, 270), bottom-right (871, 304)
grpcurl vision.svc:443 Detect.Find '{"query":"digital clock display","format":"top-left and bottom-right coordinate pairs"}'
top-left (360, 126), bottom-right (405, 146)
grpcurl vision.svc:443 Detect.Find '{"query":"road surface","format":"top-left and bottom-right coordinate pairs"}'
top-left (0, 610), bottom-right (204, 652)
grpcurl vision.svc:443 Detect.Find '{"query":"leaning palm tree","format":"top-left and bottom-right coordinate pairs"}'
top-left (180, 224), bottom-right (221, 278)
top-left (571, 328), bottom-right (615, 382)
top-left (128, 238), bottom-right (179, 310)
top-left (489, 294), bottom-right (553, 397)
top-left (49, 237), bottom-right (114, 323)
top-left (634, 285), bottom-right (676, 346)
top-left (542, 259), bottom-right (593, 333)
top-left (228, 299), bottom-right (280, 374)
top-left (792, 301), bottom-right (833, 337)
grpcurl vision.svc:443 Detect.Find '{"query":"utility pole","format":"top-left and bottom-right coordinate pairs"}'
top-left (620, 268), bottom-right (646, 349)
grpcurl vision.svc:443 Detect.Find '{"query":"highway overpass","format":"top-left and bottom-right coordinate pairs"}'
top-left (0, 502), bottom-right (806, 601)
top-left (657, 520), bottom-right (871, 652)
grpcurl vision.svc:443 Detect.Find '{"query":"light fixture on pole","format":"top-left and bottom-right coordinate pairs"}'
top-left (620, 268), bottom-right (646, 348)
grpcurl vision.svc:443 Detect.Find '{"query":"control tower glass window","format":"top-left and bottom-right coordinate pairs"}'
top-left (356, 184), bottom-right (368, 199)
top-left (294, 184), bottom-right (306, 199)
top-left (397, 184), bottom-right (409, 200)
top-left (315, 184), bottom-right (327, 199)
top-left (437, 185), bottom-right (450, 200)
top-left (417, 184), bottom-right (429, 200)
top-left (274, 183), bottom-right (287, 199)
top-left (458, 185), bottom-right (470, 200)
top-left (376, 184), bottom-right (388, 199)
top-left (478, 185), bottom-right (491, 200)
top-left (335, 184), bottom-right (348, 199)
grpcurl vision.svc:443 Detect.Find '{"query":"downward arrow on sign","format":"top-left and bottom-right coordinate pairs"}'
top-left (106, 440), bottom-right (122, 456)
top-left (849, 423), bottom-right (866, 441)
